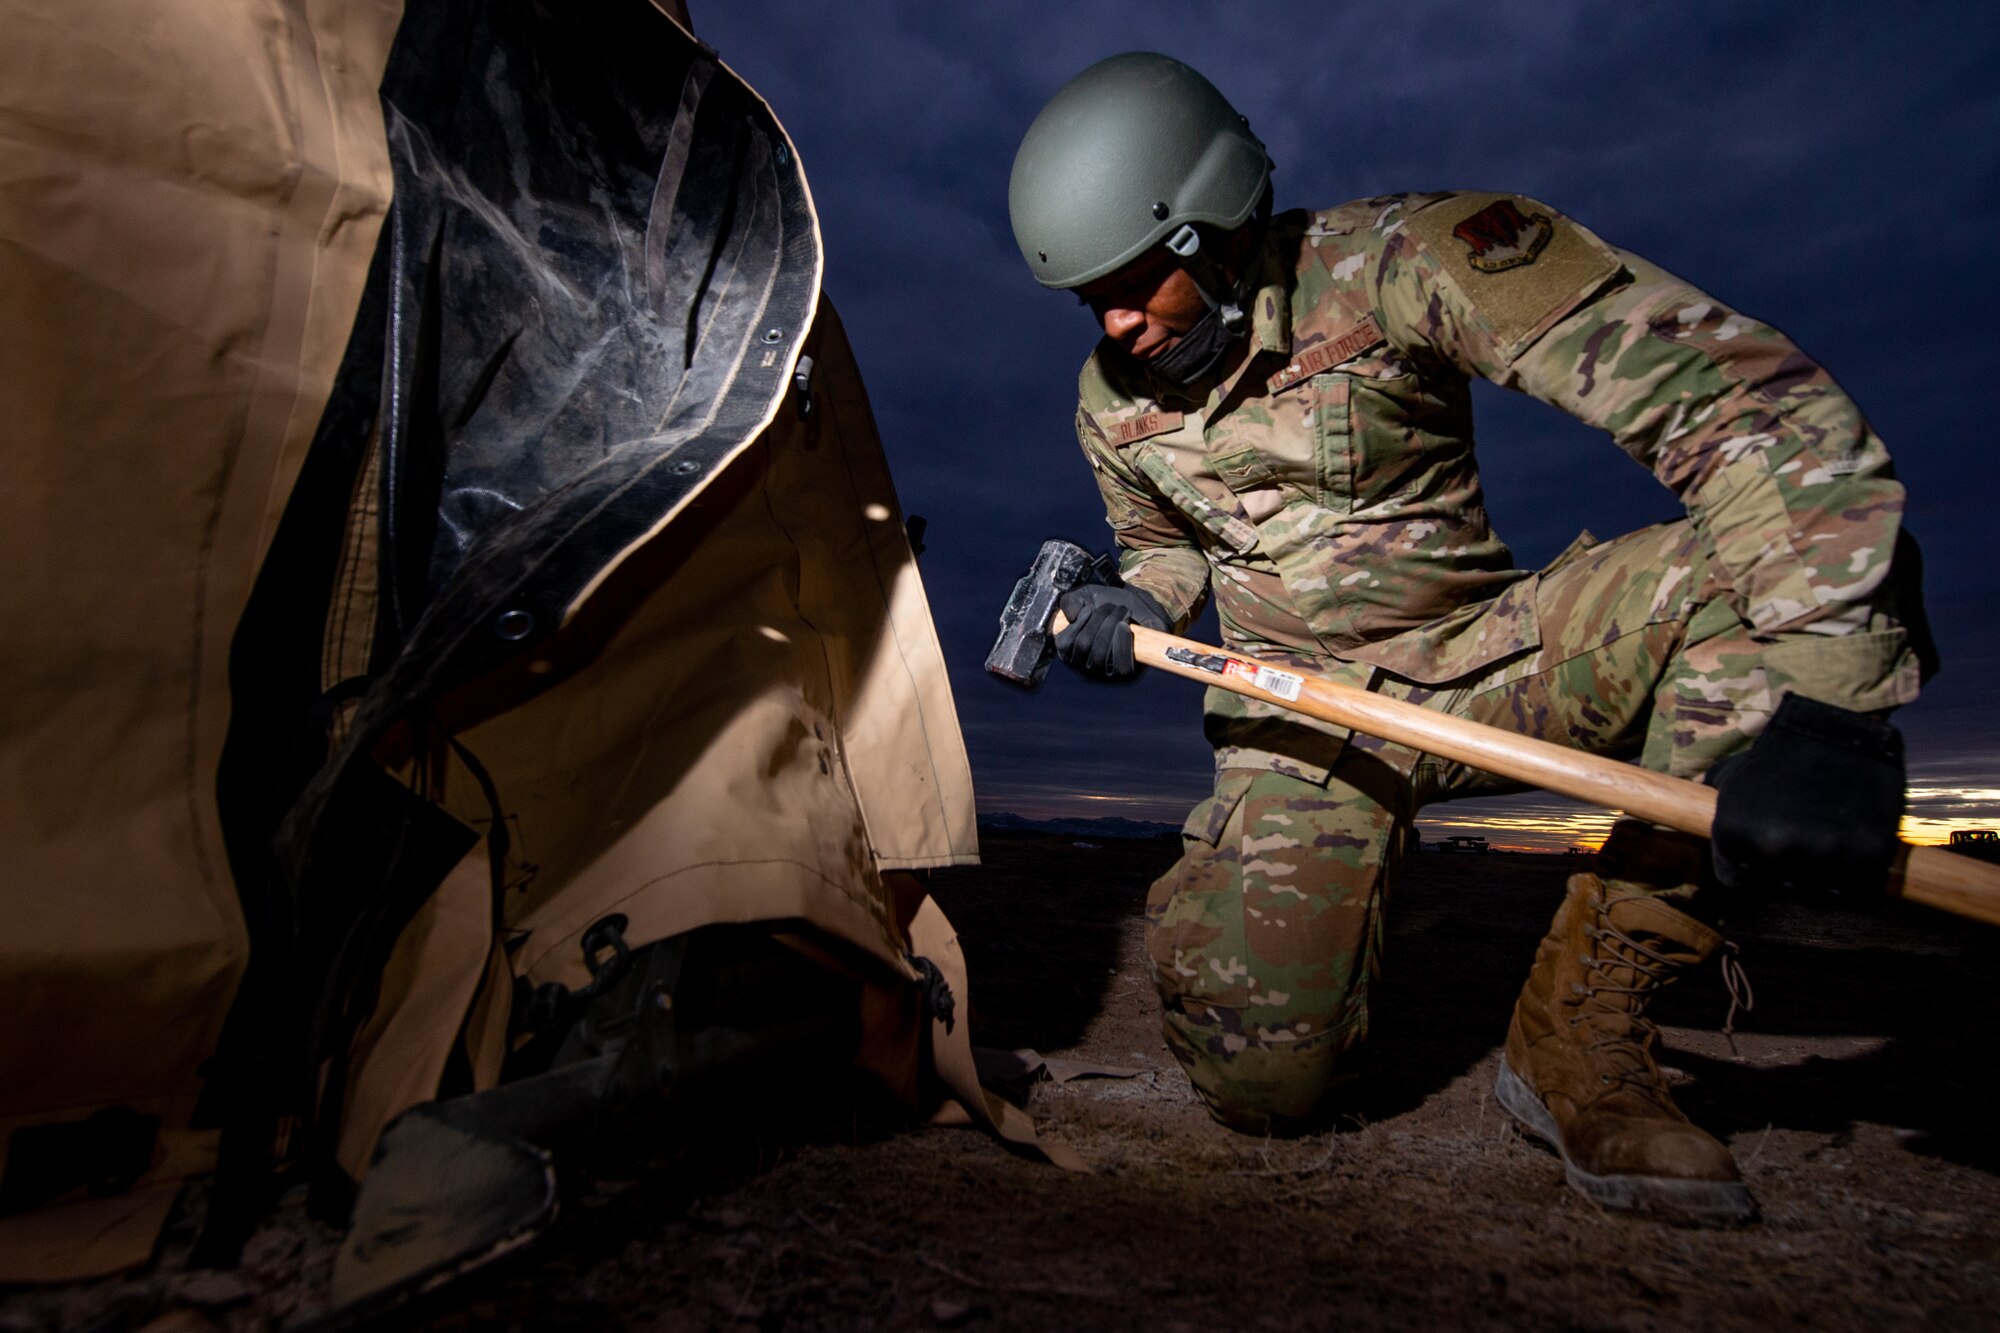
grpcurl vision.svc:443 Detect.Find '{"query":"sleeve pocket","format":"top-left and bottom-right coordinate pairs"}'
top-left (1762, 628), bottom-right (1921, 714)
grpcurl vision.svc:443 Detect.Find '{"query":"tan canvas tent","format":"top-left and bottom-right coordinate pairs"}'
top-left (0, 0), bottom-right (1040, 1302)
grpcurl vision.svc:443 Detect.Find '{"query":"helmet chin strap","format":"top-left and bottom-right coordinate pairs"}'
top-left (1147, 194), bottom-right (1271, 387)
top-left (1146, 291), bottom-right (1242, 386)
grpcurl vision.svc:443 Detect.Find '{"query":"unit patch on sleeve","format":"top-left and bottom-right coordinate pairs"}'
top-left (1451, 199), bottom-right (1552, 273)
top-left (1108, 409), bottom-right (1185, 447)
top-left (1404, 192), bottom-right (1625, 360)
top-left (1266, 316), bottom-right (1385, 394)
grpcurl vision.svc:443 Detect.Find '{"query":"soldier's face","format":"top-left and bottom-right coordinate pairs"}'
top-left (1075, 248), bottom-right (1208, 362)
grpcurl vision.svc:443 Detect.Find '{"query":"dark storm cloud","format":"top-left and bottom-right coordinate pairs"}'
top-left (697, 2), bottom-right (2000, 830)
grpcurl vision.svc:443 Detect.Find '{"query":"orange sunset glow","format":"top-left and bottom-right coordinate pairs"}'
top-left (982, 777), bottom-right (2000, 858)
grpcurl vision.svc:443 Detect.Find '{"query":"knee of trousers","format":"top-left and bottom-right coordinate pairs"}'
top-left (1158, 996), bottom-right (1367, 1135)
top-left (1145, 769), bottom-right (1394, 1135)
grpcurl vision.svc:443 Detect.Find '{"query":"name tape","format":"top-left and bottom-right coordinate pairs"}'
top-left (1108, 410), bottom-right (1184, 446)
top-left (1266, 315), bottom-right (1385, 394)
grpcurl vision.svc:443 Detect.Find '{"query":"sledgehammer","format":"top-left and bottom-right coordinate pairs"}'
top-left (986, 538), bottom-right (2000, 927)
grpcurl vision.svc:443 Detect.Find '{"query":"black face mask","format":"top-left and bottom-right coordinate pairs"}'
top-left (1147, 298), bottom-right (1247, 386)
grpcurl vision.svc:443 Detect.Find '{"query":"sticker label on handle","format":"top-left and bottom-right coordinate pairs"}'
top-left (1243, 663), bottom-right (1303, 701)
top-left (1163, 646), bottom-right (1304, 702)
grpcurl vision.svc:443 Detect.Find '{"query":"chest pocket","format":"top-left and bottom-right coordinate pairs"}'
top-left (1205, 378), bottom-right (1331, 507)
top-left (1216, 370), bottom-right (1376, 510)
top-left (1220, 372), bottom-right (1359, 513)
top-left (1343, 371), bottom-right (1431, 507)
top-left (1131, 445), bottom-right (1261, 556)
top-left (1252, 369), bottom-right (1430, 515)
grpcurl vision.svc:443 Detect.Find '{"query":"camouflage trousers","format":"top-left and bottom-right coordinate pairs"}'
top-left (1148, 521), bottom-right (1920, 1134)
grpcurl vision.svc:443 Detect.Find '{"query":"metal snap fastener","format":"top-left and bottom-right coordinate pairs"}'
top-left (671, 458), bottom-right (700, 475)
top-left (494, 609), bottom-right (535, 641)
top-left (761, 327), bottom-right (785, 344)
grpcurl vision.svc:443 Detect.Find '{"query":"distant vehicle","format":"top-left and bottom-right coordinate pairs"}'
top-left (1438, 835), bottom-right (1491, 854)
top-left (1948, 830), bottom-right (2000, 864)
top-left (1564, 846), bottom-right (1590, 857)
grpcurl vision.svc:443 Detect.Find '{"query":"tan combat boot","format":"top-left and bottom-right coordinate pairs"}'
top-left (1495, 873), bottom-right (1754, 1224)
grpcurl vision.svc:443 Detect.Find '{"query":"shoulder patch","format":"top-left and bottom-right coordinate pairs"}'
top-left (1404, 192), bottom-right (1623, 358)
top-left (1267, 316), bottom-right (1385, 394)
top-left (1452, 199), bottom-right (1552, 272)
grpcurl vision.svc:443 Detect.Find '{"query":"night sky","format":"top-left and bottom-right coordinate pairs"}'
top-left (696, 2), bottom-right (2000, 849)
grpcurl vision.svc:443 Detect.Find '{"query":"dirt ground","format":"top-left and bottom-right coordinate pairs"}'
top-left (6, 830), bottom-right (1999, 1331)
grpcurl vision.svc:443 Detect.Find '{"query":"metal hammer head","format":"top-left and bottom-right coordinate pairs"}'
top-left (984, 538), bottom-right (1120, 687)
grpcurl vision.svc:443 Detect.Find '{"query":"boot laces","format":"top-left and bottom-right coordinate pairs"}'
top-left (1572, 921), bottom-right (1682, 1101)
top-left (1719, 941), bottom-right (1755, 1057)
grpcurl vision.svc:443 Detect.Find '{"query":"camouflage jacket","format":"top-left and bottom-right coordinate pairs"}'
top-left (1075, 193), bottom-right (1909, 775)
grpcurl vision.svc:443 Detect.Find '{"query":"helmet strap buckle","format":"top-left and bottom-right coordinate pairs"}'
top-left (1163, 227), bottom-right (1246, 333)
top-left (1146, 188), bottom-right (1272, 385)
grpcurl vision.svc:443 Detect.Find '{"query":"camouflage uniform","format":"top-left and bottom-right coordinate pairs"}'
top-left (1073, 193), bottom-right (1924, 1132)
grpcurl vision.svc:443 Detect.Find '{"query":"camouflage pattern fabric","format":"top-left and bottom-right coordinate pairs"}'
top-left (1077, 192), bottom-right (1913, 697)
top-left (1072, 190), bottom-right (1924, 1131)
top-left (1148, 519), bottom-right (1919, 1131)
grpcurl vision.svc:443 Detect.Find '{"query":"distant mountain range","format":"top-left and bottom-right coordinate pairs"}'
top-left (978, 813), bottom-right (1179, 840)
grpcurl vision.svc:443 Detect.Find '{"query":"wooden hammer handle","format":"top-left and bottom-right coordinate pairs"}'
top-left (1083, 618), bottom-right (2000, 926)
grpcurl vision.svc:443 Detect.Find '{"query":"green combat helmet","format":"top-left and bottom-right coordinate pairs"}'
top-left (1008, 51), bottom-right (1270, 289)
top-left (1009, 52), bottom-right (1272, 382)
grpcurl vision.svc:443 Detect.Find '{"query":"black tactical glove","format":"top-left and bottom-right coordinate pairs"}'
top-left (1054, 585), bottom-right (1170, 679)
top-left (1705, 692), bottom-right (1905, 902)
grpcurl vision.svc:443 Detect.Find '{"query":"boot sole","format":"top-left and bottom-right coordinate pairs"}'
top-left (1495, 1058), bottom-right (1756, 1226)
